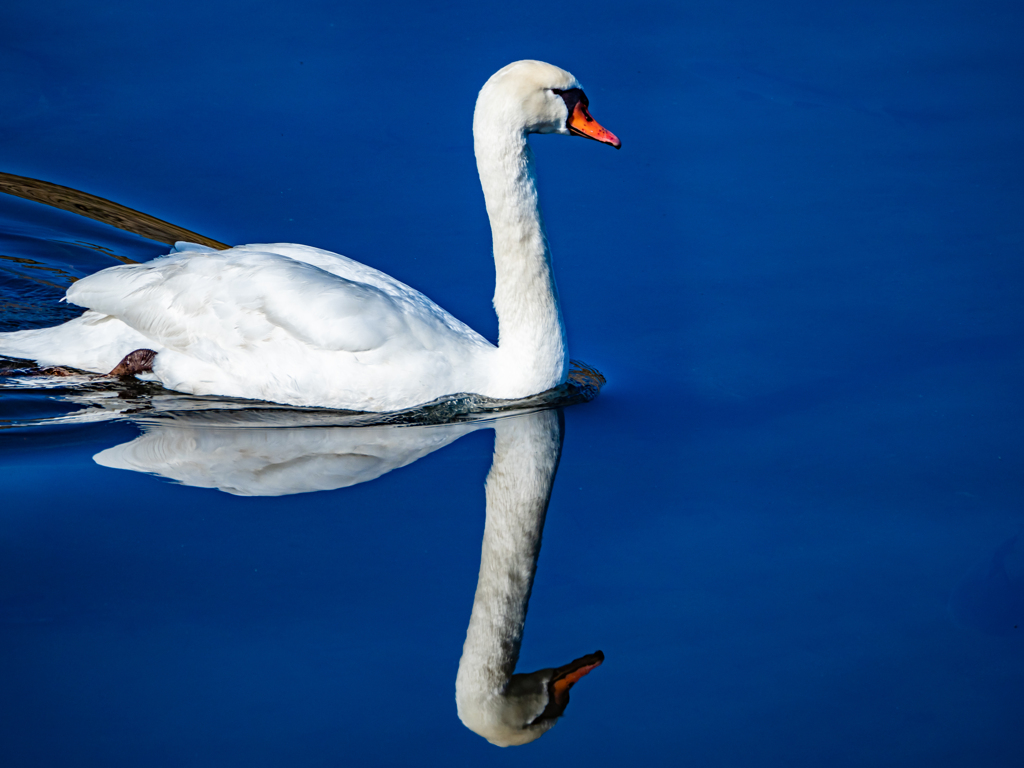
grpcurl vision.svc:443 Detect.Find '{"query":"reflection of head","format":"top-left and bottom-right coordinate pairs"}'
top-left (458, 652), bottom-right (603, 746)
top-left (455, 409), bottom-right (603, 746)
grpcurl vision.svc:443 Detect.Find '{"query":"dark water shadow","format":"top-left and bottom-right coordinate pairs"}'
top-left (0, 358), bottom-right (604, 431)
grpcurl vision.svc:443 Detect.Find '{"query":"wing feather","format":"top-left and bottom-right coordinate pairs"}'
top-left (64, 247), bottom-right (433, 360)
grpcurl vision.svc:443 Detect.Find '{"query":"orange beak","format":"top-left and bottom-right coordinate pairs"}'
top-left (567, 102), bottom-right (621, 149)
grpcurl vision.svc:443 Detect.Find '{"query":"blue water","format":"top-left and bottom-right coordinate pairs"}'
top-left (2, 1), bottom-right (1023, 765)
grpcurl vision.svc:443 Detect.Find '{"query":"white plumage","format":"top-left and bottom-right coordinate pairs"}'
top-left (0, 61), bottom-right (619, 412)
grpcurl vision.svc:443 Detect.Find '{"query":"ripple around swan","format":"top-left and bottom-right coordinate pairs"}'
top-left (0, 357), bottom-right (604, 430)
top-left (0, 175), bottom-right (169, 332)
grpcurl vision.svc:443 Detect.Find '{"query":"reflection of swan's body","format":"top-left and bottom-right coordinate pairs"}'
top-left (0, 60), bottom-right (619, 412)
top-left (95, 418), bottom-right (480, 496)
top-left (457, 409), bottom-right (602, 746)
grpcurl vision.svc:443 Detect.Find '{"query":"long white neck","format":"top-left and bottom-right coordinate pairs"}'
top-left (455, 409), bottom-right (563, 730)
top-left (474, 112), bottom-right (568, 398)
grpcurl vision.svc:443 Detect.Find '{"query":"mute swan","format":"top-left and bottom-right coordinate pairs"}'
top-left (0, 60), bottom-right (619, 412)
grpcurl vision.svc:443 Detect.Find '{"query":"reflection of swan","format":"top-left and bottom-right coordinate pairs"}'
top-left (0, 60), bottom-right (619, 412)
top-left (457, 409), bottom-right (602, 746)
top-left (85, 405), bottom-right (602, 742)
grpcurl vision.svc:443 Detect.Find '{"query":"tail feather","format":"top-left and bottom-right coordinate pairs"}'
top-left (0, 311), bottom-right (154, 372)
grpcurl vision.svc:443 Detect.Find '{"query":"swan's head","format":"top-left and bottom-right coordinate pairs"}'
top-left (475, 60), bottom-right (620, 149)
top-left (457, 651), bottom-right (604, 747)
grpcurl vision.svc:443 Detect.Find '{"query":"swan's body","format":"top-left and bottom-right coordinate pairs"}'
top-left (0, 61), bottom-right (619, 412)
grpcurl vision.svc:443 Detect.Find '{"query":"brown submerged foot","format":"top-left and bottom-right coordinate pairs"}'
top-left (109, 349), bottom-right (157, 377)
top-left (39, 366), bottom-right (81, 377)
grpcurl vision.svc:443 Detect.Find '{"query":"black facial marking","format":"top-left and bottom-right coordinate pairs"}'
top-left (551, 88), bottom-right (593, 135)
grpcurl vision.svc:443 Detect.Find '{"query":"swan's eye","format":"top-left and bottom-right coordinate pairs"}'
top-left (551, 87), bottom-right (589, 115)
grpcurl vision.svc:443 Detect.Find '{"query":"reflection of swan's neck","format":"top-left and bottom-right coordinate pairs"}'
top-left (458, 410), bottom-right (563, 687)
top-left (456, 409), bottom-right (563, 742)
top-left (474, 107), bottom-right (567, 397)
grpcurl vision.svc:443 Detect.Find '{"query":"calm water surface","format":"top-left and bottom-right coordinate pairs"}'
top-left (1, 1), bottom-right (1023, 766)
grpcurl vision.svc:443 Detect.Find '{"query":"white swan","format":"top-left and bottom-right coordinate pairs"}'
top-left (0, 60), bottom-right (619, 412)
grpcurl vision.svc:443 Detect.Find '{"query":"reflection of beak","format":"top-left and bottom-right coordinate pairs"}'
top-left (531, 650), bottom-right (605, 725)
top-left (568, 103), bottom-right (621, 149)
top-left (551, 650), bottom-right (605, 706)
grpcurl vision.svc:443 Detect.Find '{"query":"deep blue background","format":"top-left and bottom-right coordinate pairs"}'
top-left (1, 1), bottom-right (1023, 765)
